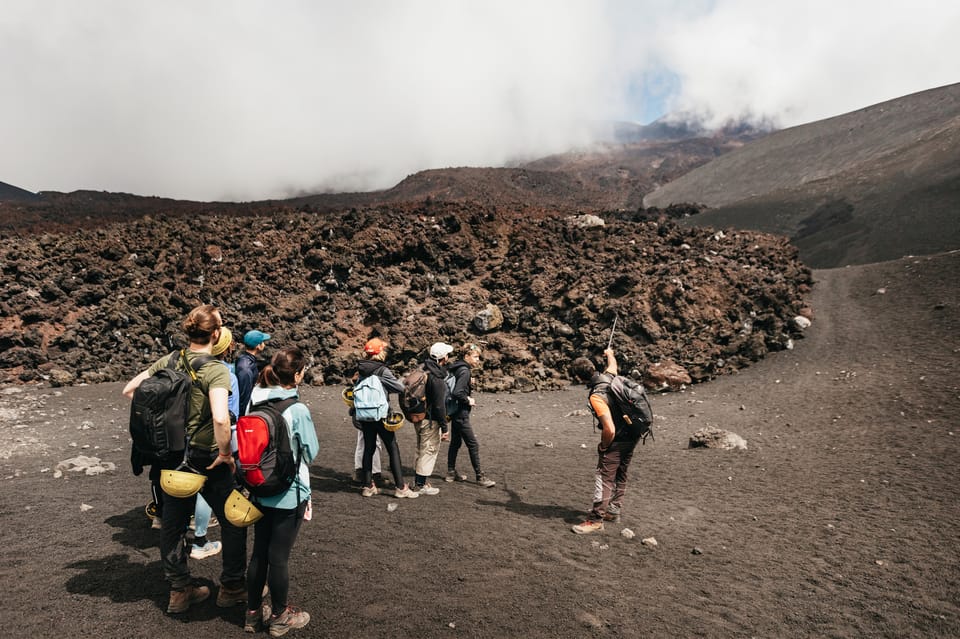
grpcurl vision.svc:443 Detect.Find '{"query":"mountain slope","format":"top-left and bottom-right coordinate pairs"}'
top-left (643, 83), bottom-right (960, 267)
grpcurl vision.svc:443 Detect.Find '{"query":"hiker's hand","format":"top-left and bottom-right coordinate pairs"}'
top-left (598, 442), bottom-right (609, 455)
top-left (604, 348), bottom-right (614, 357)
top-left (207, 452), bottom-right (236, 473)
top-left (468, 396), bottom-right (476, 407)
top-left (441, 431), bottom-right (450, 442)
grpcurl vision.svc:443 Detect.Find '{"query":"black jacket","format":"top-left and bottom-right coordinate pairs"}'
top-left (446, 360), bottom-right (472, 416)
top-left (422, 357), bottom-right (449, 429)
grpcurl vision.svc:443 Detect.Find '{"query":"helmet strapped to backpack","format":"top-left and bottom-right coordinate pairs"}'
top-left (224, 488), bottom-right (263, 527)
top-left (160, 463), bottom-right (207, 498)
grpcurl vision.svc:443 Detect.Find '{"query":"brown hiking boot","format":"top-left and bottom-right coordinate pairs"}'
top-left (167, 583), bottom-right (210, 614)
top-left (216, 582), bottom-right (247, 607)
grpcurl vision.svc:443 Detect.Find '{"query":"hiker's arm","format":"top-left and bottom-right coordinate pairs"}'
top-left (379, 367), bottom-right (405, 394)
top-left (122, 369), bottom-right (150, 400)
top-left (590, 394), bottom-right (616, 450)
top-left (603, 348), bottom-right (618, 376)
top-left (206, 387), bottom-right (235, 471)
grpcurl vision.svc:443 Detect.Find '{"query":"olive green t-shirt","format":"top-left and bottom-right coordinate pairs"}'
top-left (147, 350), bottom-right (231, 451)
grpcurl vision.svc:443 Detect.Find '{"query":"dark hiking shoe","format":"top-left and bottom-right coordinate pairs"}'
top-left (445, 469), bottom-right (467, 483)
top-left (167, 583), bottom-right (210, 614)
top-left (604, 504), bottom-right (621, 523)
top-left (269, 605), bottom-right (310, 636)
top-left (477, 474), bottom-right (496, 488)
top-left (216, 582), bottom-right (247, 607)
top-left (245, 604), bottom-right (272, 632)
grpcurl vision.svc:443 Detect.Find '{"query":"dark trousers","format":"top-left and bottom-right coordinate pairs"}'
top-left (589, 439), bottom-right (638, 521)
top-left (447, 411), bottom-right (482, 476)
top-left (360, 421), bottom-right (405, 488)
top-left (247, 500), bottom-right (307, 612)
top-left (160, 455), bottom-right (247, 590)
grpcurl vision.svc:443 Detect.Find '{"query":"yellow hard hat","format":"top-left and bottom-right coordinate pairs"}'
top-left (341, 387), bottom-right (354, 407)
top-left (224, 489), bottom-right (263, 527)
top-left (160, 467), bottom-right (206, 498)
top-left (384, 412), bottom-right (405, 432)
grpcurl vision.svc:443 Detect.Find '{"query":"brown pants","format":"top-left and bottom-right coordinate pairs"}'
top-left (590, 439), bottom-right (638, 521)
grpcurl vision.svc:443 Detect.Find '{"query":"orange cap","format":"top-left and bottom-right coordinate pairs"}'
top-left (364, 338), bottom-right (387, 355)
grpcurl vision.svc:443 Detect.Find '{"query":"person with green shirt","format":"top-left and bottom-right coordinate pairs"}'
top-left (123, 304), bottom-right (246, 614)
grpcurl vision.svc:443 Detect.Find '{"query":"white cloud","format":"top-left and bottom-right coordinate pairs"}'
top-left (1, 1), bottom-right (957, 201)
top-left (645, 0), bottom-right (960, 128)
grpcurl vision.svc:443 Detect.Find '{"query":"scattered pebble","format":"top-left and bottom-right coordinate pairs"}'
top-left (387, 503), bottom-right (398, 512)
top-left (691, 547), bottom-right (703, 555)
top-left (80, 503), bottom-right (93, 512)
top-left (621, 528), bottom-right (635, 539)
top-left (641, 537), bottom-right (658, 547)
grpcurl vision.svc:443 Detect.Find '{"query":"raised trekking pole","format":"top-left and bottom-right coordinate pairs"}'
top-left (606, 312), bottom-right (619, 350)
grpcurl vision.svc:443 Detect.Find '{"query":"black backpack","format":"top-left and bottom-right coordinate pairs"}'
top-left (444, 373), bottom-right (459, 417)
top-left (235, 397), bottom-right (301, 498)
top-left (598, 373), bottom-right (655, 442)
top-left (129, 350), bottom-right (215, 465)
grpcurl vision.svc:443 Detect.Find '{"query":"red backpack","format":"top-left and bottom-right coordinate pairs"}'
top-left (235, 397), bottom-right (300, 497)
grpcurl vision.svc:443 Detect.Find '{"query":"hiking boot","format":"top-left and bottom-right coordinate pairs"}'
top-left (269, 605), bottom-right (310, 637)
top-left (361, 484), bottom-right (379, 497)
top-left (414, 483), bottom-right (440, 496)
top-left (167, 583), bottom-right (210, 614)
top-left (445, 469), bottom-right (466, 483)
top-left (604, 504), bottom-right (621, 523)
top-left (477, 475), bottom-right (496, 488)
top-left (190, 540), bottom-right (222, 559)
top-left (216, 582), bottom-right (247, 608)
top-left (571, 520), bottom-right (605, 535)
top-left (245, 604), bottom-right (272, 633)
top-left (394, 485), bottom-right (420, 499)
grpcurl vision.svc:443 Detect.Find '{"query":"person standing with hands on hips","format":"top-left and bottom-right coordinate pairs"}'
top-left (122, 304), bottom-right (247, 613)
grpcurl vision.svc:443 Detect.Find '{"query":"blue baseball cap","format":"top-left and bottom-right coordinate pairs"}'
top-left (243, 330), bottom-right (271, 348)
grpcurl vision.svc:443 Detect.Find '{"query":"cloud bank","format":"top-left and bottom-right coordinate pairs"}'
top-left (1, 1), bottom-right (957, 201)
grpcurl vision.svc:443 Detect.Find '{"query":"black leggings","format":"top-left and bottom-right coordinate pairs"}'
top-left (360, 421), bottom-right (405, 488)
top-left (447, 411), bottom-right (482, 476)
top-left (246, 500), bottom-right (307, 612)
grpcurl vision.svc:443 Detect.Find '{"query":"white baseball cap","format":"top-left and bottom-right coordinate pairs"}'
top-left (429, 342), bottom-right (454, 360)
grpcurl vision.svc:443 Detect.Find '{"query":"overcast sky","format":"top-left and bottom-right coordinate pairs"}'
top-left (2, 1), bottom-right (958, 201)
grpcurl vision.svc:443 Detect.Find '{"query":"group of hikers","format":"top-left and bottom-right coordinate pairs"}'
top-left (122, 303), bottom-right (648, 634)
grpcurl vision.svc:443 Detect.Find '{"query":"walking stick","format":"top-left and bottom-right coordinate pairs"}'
top-left (606, 312), bottom-right (619, 350)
